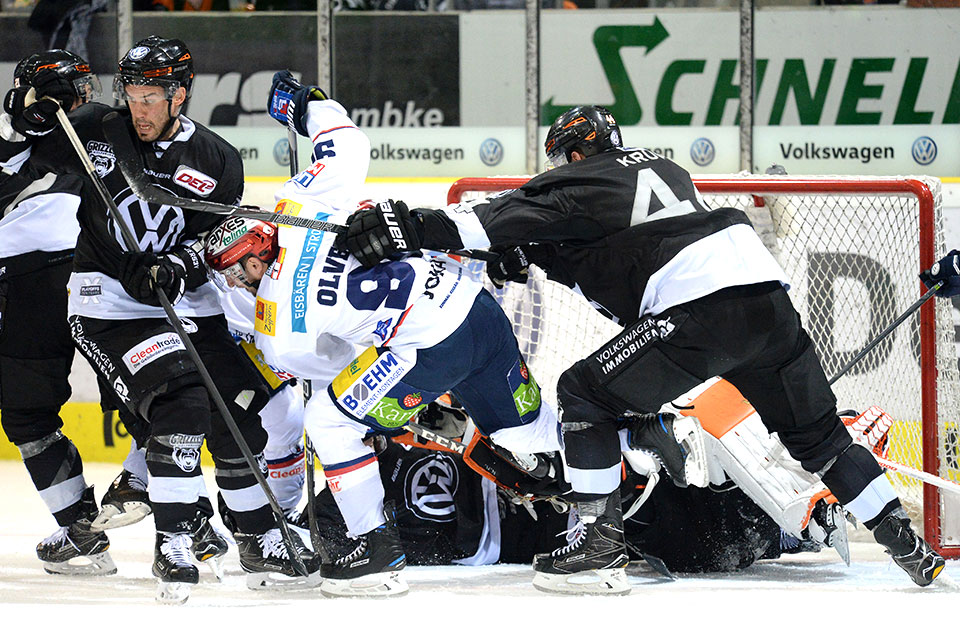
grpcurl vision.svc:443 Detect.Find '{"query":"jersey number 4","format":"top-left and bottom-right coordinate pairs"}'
top-left (630, 168), bottom-right (709, 225)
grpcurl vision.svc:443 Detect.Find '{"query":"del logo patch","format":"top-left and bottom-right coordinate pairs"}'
top-left (255, 298), bottom-right (277, 336)
top-left (174, 164), bottom-right (217, 196)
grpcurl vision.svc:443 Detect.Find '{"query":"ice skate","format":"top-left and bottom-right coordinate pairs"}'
top-left (153, 531), bottom-right (199, 604)
top-left (625, 412), bottom-right (707, 488)
top-left (91, 469), bottom-right (151, 531)
top-left (320, 510), bottom-right (408, 598)
top-left (533, 490), bottom-right (630, 595)
top-left (192, 516), bottom-right (230, 582)
top-left (36, 486), bottom-right (117, 576)
top-left (235, 527), bottom-right (321, 590)
top-left (873, 508), bottom-right (945, 587)
top-left (806, 501), bottom-right (850, 566)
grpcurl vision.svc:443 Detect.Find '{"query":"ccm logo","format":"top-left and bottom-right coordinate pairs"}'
top-left (379, 202), bottom-right (407, 249)
top-left (174, 165), bottom-right (218, 196)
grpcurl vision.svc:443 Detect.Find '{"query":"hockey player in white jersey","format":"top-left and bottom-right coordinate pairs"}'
top-left (200, 73), bottom-right (613, 597)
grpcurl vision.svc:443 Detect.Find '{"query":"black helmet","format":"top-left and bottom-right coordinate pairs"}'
top-left (14, 49), bottom-right (101, 104)
top-left (114, 35), bottom-right (194, 101)
top-left (544, 105), bottom-right (622, 167)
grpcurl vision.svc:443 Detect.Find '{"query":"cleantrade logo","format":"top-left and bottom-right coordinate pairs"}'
top-left (912, 137), bottom-right (937, 165)
top-left (122, 332), bottom-right (185, 374)
top-left (690, 138), bottom-right (715, 166)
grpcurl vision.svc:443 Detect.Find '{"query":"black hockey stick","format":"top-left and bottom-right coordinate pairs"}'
top-left (101, 116), bottom-right (498, 263)
top-left (827, 283), bottom-right (940, 385)
top-left (58, 107), bottom-right (309, 577)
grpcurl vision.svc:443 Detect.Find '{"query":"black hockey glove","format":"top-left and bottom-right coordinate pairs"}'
top-left (487, 244), bottom-right (555, 289)
top-left (118, 246), bottom-right (206, 307)
top-left (31, 67), bottom-right (79, 111)
top-left (336, 200), bottom-right (423, 268)
top-left (921, 249), bottom-right (960, 298)
top-left (268, 70), bottom-right (329, 138)
top-left (3, 86), bottom-right (60, 138)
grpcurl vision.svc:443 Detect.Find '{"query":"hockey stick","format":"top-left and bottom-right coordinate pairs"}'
top-left (828, 284), bottom-right (940, 385)
top-left (55, 105), bottom-right (309, 577)
top-left (873, 454), bottom-right (960, 497)
top-left (101, 117), bottom-right (498, 263)
top-left (403, 421), bottom-right (467, 454)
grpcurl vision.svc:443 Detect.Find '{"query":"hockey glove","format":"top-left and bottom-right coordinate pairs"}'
top-left (267, 70), bottom-right (328, 138)
top-left (118, 246), bottom-right (206, 307)
top-left (920, 249), bottom-right (960, 297)
top-left (488, 246), bottom-right (532, 288)
top-left (336, 199), bottom-right (423, 268)
top-left (3, 86), bottom-right (60, 138)
top-left (31, 67), bottom-right (79, 111)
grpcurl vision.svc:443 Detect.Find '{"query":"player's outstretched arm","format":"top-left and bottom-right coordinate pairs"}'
top-left (920, 250), bottom-right (960, 297)
top-left (267, 70), bottom-right (328, 138)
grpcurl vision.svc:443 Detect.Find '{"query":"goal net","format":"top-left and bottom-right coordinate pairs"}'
top-left (448, 174), bottom-right (960, 559)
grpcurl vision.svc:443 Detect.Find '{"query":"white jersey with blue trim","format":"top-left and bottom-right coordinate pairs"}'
top-left (251, 98), bottom-right (482, 385)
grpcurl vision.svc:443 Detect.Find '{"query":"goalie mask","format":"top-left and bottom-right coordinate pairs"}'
top-left (14, 49), bottom-right (102, 107)
top-left (544, 105), bottom-right (622, 167)
top-left (204, 217), bottom-right (279, 288)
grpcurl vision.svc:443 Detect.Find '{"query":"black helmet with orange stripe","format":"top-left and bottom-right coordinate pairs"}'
top-left (113, 35), bottom-right (194, 101)
top-left (14, 49), bottom-right (101, 106)
top-left (544, 105), bottom-right (622, 167)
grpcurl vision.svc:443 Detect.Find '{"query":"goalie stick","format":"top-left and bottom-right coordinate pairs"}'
top-left (55, 106), bottom-right (309, 578)
top-left (100, 115), bottom-right (498, 263)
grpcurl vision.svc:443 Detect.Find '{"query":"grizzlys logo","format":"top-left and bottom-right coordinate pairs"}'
top-left (112, 186), bottom-right (185, 252)
top-left (169, 433), bottom-right (204, 473)
top-left (86, 141), bottom-right (115, 178)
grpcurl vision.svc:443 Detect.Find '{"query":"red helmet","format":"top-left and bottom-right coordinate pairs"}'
top-left (204, 217), bottom-right (279, 285)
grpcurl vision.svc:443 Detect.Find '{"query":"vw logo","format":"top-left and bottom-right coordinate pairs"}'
top-left (273, 139), bottom-right (290, 167)
top-left (127, 46), bottom-right (150, 60)
top-left (912, 137), bottom-right (937, 166)
top-left (690, 138), bottom-right (715, 167)
top-left (480, 138), bottom-right (504, 167)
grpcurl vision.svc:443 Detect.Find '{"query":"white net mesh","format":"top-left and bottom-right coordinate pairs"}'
top-left (453, 174), bottom-right (960, 551)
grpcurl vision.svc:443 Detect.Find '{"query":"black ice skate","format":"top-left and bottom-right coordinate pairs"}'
top-left (533, 489), bottom-right (630, 595)
top-left (320, 507), bottom-right (408, 598)
top-left (91, 469), bottom-right (151, 531)
top-left (806, 501), bottom-right (851, 566)
top-left (153, 531), bottom-right (199, 605)
top-left (36, 486), bottom-right (117, 576)
top-left (624, 413), bottom-right (707, 488)
top-left (872, 509), bottom-right (945, 587)
top-left (235, 527), bottom-right (321, 591)
top-left (192, 516), bottom-right (230, 582)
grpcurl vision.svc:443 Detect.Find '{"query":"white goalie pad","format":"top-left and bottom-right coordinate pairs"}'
top-left (675, 379), bottom-right (832, 538)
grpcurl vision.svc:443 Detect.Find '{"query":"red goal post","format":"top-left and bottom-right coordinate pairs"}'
top-left (448, 174), bottom-right (960, 558)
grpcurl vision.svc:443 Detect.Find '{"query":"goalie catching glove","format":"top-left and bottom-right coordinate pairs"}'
top-left (118, 245), bottom-right (208, 307)
top-left (267, 70), bottom-right (328, 138)
top-left (336, 200), bottom-right (423, 268)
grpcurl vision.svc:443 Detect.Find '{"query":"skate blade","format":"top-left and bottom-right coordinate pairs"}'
top-left (674, 415), bottom-right (709, 488)
top-left (826, 511), bottom-right (851, 567)
top-left (245, 570), bottom-right (322, 591)
top-left (156, 580), bottom-right (191, 605)
top-left (42, 551), bottom-right (117, 576)
top-left (532, 568), bottom-right (631, 595)
top-left (320, 571), bottom-right (408, 598)
top-left (203, 555), bottom-right (225, 582)
top-left (90, 502), bottom-right (152, 531)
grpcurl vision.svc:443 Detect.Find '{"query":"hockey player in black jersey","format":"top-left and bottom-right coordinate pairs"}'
top-left (338, 105), bottom-right (945, 592)
top-left (0, 50), bottom-right (117, 576)
top-left (2, 36), bottom-right (318, 602)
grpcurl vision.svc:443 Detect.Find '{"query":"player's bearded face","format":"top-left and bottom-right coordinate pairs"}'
top-left (123, 85), bottom-right (181, 142)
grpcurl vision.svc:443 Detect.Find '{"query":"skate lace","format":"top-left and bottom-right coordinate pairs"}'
top-left (161, 533), bottom-right (194, 564)
top-left (338, 537), bottom-right (369, 565)
top-left (41, 526), bottom-right (74, 549)
top-left (260, 529), bottom-right (289, 560)
top-left (126, 473), bottom-right (148, 493)
top-left (551, 517), bottom-right (586, 557)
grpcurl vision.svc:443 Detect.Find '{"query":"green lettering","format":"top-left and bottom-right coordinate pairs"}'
top-left (656, 60), bottom-right (706, 125)
top-left (705, 59), bottom-right (768, 126)
top-left (769, 59), bottom-right (835, 126)
top-left (942, 57), bottom-right (960, 124)
top-left (837, 58), bottom-right (894, 125)
top-left (894, 58), bottom-right (933, 125)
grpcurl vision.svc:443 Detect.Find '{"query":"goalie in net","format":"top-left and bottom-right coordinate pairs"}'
top-left (338, 105), bottom-right (946, 591)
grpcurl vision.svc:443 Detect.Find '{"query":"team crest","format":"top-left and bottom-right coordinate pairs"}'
top-left (169, 433), bottom-right (204, 473)
top-left (86, 141), bottom-right (115, 178)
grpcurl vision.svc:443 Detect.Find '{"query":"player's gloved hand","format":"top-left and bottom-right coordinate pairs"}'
top-left (31, 67), bottom-right (78, 111)
top-left (118, 246), bottom-right (205, 307)
top-left (487, 246), bottom-right (532, 288)
top-left (920, 249), bottom-right (960, 297)
top-left (336, 199), bottom-right (423, 268)
top-left (3, 86), bottom-right (60, 138)
top-left (267, 70), bottom-right (328, 138)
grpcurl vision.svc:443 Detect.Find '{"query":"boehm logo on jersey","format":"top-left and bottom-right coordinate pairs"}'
top-left (174, 165), bottom-right (218, 196)
top-left (377, 200), bottom-right (407, 249)
top-left (86, 141), bottom-right (115, 178)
